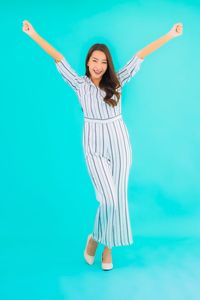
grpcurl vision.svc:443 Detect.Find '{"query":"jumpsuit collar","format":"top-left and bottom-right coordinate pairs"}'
top-left (84, 75), bottom-right (100, 89)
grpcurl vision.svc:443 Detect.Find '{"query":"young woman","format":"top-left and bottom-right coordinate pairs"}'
top-left (22, 20), bottom-right (183, 271)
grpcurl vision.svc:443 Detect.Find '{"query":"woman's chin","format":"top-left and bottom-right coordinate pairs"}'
top-left (92, 74), bottom-right (102, 80)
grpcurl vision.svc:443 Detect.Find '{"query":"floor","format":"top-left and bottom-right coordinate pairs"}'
top-left (1, 236), bottom-right (200, 300)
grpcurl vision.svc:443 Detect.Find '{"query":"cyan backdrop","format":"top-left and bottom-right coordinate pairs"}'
top-left (0, 0), bottom-right (200, 299)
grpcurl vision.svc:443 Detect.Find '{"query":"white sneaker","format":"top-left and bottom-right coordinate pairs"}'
top-left (84, 233), bottom-right (96, 265)
top-left (101, 253), bottom-right (113, 271)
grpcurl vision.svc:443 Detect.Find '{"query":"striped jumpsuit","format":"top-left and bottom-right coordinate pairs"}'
top-left (55, 54), bottom-right (144, 249)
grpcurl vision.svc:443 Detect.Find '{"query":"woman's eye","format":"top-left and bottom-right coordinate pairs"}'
top-left (92, 60), bottom-right (107, 64)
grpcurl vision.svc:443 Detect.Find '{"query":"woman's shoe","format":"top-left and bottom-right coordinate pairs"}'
top-left (101, 253), bottom-right (113, 271)
top-left (84, 233), bottom-right (96, 265)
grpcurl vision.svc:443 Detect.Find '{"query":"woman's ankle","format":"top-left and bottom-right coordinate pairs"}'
top-left (102, 248), bottom-right (112, 263)
top-left (103, 246), bottom-right (112, 253)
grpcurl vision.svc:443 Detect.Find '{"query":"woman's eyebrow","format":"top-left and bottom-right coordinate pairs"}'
top-left (92, 56), bottom-right (107, 62)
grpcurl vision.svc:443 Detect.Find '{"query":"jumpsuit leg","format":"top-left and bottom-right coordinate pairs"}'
top-left (105, 119), bottom-right (133, 247)
top-left (85, 153), bottom-right (118, 249)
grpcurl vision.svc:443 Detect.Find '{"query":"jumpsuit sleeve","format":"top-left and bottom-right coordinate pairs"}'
top-left (55, 57), bottom-right (83, 93)
top-left (117, 54), bottom-right (144, 87)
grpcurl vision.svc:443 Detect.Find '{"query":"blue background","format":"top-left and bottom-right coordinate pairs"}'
top-left (0, 0), bottom-right (200, 299)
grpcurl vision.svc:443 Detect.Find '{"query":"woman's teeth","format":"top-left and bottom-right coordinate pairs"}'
top-left (94, 70), bottom-right (101, 75)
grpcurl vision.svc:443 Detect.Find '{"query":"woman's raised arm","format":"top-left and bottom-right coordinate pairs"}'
top-left (22, 20), bottom-right (85, 94)
top-left (22, 20), bottom-right (63, 62)
top-left (136, 23), bottom-right (183, 59)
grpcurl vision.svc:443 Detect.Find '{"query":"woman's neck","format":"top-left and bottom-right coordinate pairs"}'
top-left (90, 77), bottom-right (101, 87)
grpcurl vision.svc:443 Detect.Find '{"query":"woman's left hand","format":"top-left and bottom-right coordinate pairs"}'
top-left (168, 23), bottom-right (183, 38)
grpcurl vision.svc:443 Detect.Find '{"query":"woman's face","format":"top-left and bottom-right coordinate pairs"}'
top-left (87, 50), bottom-right (108, 82)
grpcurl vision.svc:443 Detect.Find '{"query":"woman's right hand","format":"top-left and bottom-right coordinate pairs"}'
top-left (22, 20), bottom-right (36, 36)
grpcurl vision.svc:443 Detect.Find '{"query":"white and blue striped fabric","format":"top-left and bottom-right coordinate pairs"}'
top-left (55, 54), bottom-right (144, 248)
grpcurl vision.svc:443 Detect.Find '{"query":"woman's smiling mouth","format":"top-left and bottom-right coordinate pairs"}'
top-left (93, 69), bottom-right (102, 75)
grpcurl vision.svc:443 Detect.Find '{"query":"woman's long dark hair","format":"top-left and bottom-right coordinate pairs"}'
top-left (85, 44), bottom-right (121, 107)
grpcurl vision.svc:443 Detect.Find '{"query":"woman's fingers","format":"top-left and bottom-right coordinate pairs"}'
top-left (175, 23), bottom-right (183, 32)
top-left (22, 20), bottom-right (29, 31)
top-left (22, 20), bottom-right (35, 35)
top-left (23, 20), bottom-right (30, 27)
top-left (168, 22), bottom-right (183, 38)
